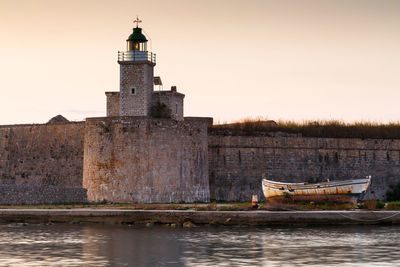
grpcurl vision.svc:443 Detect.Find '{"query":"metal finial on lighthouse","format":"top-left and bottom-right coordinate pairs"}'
top-left (134, 16), bottom-right (142, 28)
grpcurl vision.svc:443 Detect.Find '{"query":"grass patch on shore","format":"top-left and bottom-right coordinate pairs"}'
top-left (0, 204), bottom-right (97, 209)
top-left (1, 200), bottom-right (400, 211)
top-left (385, 201), bottom-right (400, 210)
top-left (194, 202), bottom-right (253, 211)
top-left (359, 200), bottom-right (386, 210)
top-left (0, 202), bottom-right (255, 211)
top-left (259, 202), bottom-right (356, 211)
top-left (209, 118), bottom-right (400, 139)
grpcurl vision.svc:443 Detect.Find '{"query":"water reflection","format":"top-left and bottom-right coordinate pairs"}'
top-left (0, 223), bottom-right (399, 266)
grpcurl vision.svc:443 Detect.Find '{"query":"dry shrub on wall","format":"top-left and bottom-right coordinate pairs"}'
top-left (363, 200), bottom-right (378, 210)
top-left (209, 118), bottom-right (400, 139)
top-left (361, 199), bottom-right (385, 210)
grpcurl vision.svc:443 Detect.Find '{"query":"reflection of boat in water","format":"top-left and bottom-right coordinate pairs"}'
top-left (262, 175), bottom-right (371, 203)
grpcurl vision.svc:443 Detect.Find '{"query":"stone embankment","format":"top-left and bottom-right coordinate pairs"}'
top-left (0, 209), bottom-right (400, 225)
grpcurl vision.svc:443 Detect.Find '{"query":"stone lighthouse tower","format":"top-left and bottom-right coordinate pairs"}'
top-left (118, 18), bottom-right (156, 116)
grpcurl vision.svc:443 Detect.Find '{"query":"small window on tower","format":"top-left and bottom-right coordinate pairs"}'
top-left (131, 88), bottom-right (136, 95)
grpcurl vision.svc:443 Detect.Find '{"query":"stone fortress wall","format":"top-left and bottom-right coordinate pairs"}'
top-left (0, 185), bottom-right (87, 205)
top-left (208, 135), bottom-right (400, 202)
top-left (0, 122), bottom-right (84, 186)
top-left (0, 122), bottom-right (87, 204)
top-left (0, 121), bottom-right (399, 203)
top-left (83, 116), bottom-right (211, 203)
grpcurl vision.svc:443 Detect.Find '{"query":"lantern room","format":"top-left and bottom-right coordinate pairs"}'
top-left (127, 27), bottom-right (148, 51)
top-left (118, 17), bottom-right (156, 64)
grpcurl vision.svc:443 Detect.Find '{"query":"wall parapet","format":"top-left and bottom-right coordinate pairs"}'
top-left (0, 121), bottom-right (84, 129)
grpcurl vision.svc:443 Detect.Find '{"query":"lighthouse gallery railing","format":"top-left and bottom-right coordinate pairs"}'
top-left (118, 51), bottom-right (156, 64)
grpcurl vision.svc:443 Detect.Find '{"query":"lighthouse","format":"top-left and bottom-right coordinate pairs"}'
top-left (84, 19), bottom-right (212, 204)
top-left (105, 18), bottom-right (185, 120)
top-left (117, 17), bottom-right (156, 117)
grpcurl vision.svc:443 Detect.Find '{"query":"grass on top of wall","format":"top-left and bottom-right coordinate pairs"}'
top-left (209, 118), bottom-right (400, 139)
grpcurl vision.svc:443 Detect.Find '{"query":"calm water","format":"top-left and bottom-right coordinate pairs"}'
top-left (0, 223), bottom-right (399, 266)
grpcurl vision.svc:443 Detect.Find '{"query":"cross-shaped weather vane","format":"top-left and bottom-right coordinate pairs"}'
top-left (134, 16), bottom-right (142, 28)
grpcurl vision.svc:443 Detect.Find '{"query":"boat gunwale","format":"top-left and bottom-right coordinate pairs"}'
top-left (262, 178), bottom-right (370, 189)
top-left (262, 181), bottom-right (370, 191)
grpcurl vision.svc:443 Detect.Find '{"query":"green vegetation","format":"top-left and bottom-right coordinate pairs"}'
top-left (194, 202), bottom-right (252, 211)
top-left (387, 183), bottom-right (400, 202)
top-left (302, 202), bottom-right (355, 210)
top-left (0, 204), bottom-right (97, 209)
top-left (217, 203), bottom-right (252, 211)
top-left (209, 118), bottom-right (400, 139)
top-left (261, 201), bottom-right (355, 211)
top-left (385, 201), bottom-right (400, 210)
top-left (359, 199), bottom-right (385, 210)
top-left (1, 200), bottom-right (400, 211)
top-left (150, 101), bottom-right (171, 119)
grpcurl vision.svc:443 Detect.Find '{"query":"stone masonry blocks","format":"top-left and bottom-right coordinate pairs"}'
top-left (0, 122), bottom-right (84, 187)
top-left (0, 185), bottom-right (87, 205)
top-left (119, 62), bottom-right (154, 117)
top-left (152, 91), bottom-right (185, 121)
top-left (105, 92), bottom-right (120, 117)
top-left (208, 135), bottom-right (400, 201)
top-left (83, 117), bottom-right (210, 203)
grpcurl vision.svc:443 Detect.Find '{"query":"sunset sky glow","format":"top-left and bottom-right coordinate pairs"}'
top-left (0, 0), bottom-right (399, 124)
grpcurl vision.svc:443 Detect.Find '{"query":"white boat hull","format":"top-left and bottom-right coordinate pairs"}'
top-left (262, 176), bottom-right (371, 202)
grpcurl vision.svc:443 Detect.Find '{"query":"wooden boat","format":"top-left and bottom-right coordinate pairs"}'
top-left (262, 175), bottom-right (371, 203)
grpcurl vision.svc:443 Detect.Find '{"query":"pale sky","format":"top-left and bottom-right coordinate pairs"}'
top-left (0, 0), bottom-right (399, 125)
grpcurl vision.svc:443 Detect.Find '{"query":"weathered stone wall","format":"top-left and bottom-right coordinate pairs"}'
top-left (152, 91), bottom-right (185, 121)
top-left (0, 185), bottom-right (87, 205)
top-left (83, 116), bottom-right (210, 203)
top-left (119, 62), bottom-right (154, 117)
top-left (105, 92), bottom-right (120, 117)
top-left (0, 122), bottom-right (84, 187)
top-left (4, 118), bottom-right (400, 204)
top-left (209, 135), bottom-right (400, 201)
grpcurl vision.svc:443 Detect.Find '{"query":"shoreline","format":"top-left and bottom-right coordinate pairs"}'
top-left (0, 209), bottom-right (400, 225)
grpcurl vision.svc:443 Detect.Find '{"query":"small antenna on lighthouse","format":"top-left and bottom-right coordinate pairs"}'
top-left (134, 16), bottom-right (142, 28)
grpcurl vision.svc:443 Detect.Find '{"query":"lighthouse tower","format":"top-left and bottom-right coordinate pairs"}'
top-left (105, 19), bottom-right (185, 120)
top-left (118, 18), bottom-right (156, 117)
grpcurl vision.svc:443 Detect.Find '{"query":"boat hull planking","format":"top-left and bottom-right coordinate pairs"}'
top-left (262, 177), bottom-right (371, 203)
